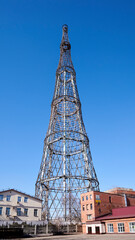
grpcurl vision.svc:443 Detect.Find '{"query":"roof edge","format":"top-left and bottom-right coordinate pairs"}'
top-left (0, 189), bottom-right (42, 201)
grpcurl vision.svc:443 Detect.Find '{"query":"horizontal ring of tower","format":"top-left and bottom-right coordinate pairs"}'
top-left (57, 75), bottom-right (75, 84)
top-left (52, 96), bottom-right (80, 117)
top-left (61, 41), bottom-right (71, 51)
top-left (45, 130), bottom-right (89, 143)
top-left (44, 133), bottom-right (89, 155)
top-left (52, 95), bottom-right (80, 106)
top-left (36, 177), bottom-right (99, 192)
top-left (56, 66), bottom-right (76, 75)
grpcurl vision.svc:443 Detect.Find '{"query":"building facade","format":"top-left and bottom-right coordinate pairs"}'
top-left (81, 187), bottom-right (135, 234)
top-left (96, 206), bottom-right (135, 234)
top-left (0, 189), bottom-right (42, 222)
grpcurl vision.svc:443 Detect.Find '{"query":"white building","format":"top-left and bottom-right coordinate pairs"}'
top-left (0, 189), bottom-right (42, 222)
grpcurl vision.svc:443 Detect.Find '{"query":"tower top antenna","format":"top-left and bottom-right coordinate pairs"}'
top-left (62, 24), bottom-right (68, 32)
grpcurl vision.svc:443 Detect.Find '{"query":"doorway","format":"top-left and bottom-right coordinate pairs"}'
top-left (88, 227), bottom-right (92, 234)
top-left (95, 226), bottom-right (100, 234)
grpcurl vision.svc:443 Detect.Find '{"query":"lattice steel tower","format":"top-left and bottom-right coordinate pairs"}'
top-left (35, 25), bottom-right (99, 222)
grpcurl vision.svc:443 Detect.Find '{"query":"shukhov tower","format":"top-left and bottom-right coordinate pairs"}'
top-left (35, 25), bottom-right (99, 222)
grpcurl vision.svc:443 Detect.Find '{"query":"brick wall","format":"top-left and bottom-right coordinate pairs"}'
top-left (81, 191), bottom-right (125, 224)
top-left (81, 190), bottom-right (135, 222)
top-left (81, 191), bottom-right (95, 223)
top-left (93, 191), bottom-right (125, 218)
top-left (105, 217), bottom-right (135, 233)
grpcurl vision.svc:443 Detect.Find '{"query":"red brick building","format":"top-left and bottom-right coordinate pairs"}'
top-left (96, 206), bottom-right (135, 233)
top-left (81, 187), bottom-right (135, 234)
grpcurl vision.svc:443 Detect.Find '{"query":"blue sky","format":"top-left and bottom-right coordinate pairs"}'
top-left (0, 0), bottom-right (135, 196)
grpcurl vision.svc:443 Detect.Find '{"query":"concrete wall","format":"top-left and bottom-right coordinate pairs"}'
top-left (0, 222), bottom-right (82, 235)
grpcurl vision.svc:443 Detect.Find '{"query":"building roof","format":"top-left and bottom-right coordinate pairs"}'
top-left (81, 190), bottom-right (126, 197)
top-left (105, 187), bottom-right (134, 193)
top-left (96, 206), bottom-right (135, 221)
top-left (81, 187), bottom-right (135, 198)
top-left (0, 189), bottom-right (42, 202)
top-left (105, 187), bottom-right (135, 196)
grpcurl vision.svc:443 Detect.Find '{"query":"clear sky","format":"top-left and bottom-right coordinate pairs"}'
top-left (0, 0), bottom-right (135, 196)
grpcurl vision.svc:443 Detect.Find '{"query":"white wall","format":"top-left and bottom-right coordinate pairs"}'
top-left (86, 223), bottom-right (105, 234)
top-left (0, 190), bottom-right (42, 221)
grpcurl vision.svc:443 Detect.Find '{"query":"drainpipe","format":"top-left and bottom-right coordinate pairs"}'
top-left (124, 194), bottom-right (127, 207)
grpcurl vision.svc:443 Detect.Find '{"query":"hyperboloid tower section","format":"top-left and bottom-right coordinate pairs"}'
top-left (35, 25), bottom-right (99, 222)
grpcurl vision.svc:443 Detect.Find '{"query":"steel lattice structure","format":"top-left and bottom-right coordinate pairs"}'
top-left (35, 25), bottom-right (99, 222)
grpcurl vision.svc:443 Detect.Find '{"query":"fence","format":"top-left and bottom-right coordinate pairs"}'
top-left (0, 221), bottom-right (82, 237)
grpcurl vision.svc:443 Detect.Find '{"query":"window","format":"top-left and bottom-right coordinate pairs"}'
top-left (87, 214), bottom-right (92, 220)
top-left (107, 223), bottom-right (114, 233)
top-left (82, 205), bottom-right (85, 211)
top-left (96, 195), bottom-right (100, 200)
top-left (6, 195), bottom-right (11, 201)
top-left (0, 207), bottom-right (2, 215)
top-left (82, 196), bottom-right (84, 201)
top-left (6, 207), bottom-right (10, 216)
top-left (24, 208), bottom-right (28, 216)
top-left (98, 201), bottom-right (100, 206)
top-left (86, 195), bottom-right (88, 200)
top-left (34, 209), bottom-right (38, 217)
top-left (86, 204), bottom-right (89, 210)
top-left (109, 196), bottom-right (111, 203)
top-left (17, 196), bottom-right (21, 202)
top-left (90, 194), bottom-right (92, 200)
top-left (0, 195), bottom-right (3, 201)
top-left (99, 208), bottom-right (101, 214)
top-left (90, 203), bottom-right (93, 210)
top-left (24, 197), bottom-right (28, 203)
top-left (129, 222), bottom-right (135, 232)
top-left (17, 208), bottom-right (21, 216)
top-left (118, 223), bottom-right (125, 233)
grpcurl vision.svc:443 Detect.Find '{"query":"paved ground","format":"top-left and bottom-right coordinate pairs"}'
top-left (23, 233), bottom-right (135, 240)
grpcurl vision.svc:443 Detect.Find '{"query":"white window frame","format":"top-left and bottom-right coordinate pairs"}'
top-left (6, 207), bottom-right (10, 216)
top-left (118, 223), bottom-right (125, 233)
top-left (90, 194), bottom-right (92, 200)
top-left (0, 195), bottom-right (3, 201)
top-left (24, 208), bottom-right (28, 216)
top-left (87, 214), bottom-right (92, 220)
top-left (96, 195), bottom-right (100, 200)
top-left (24, 197), bottom-right (28, 203)
top-left (17, 207), bottom-right (21, 216)
top-left (129, 222), bottom-right (135, 232)
top-left (17, 196), bottom-right (21, 202)
top-left (34, 209), bottom-right (38, 217)
top-left (6, 195), bottom-right (11, 201)
top-left (107, 223), bottom-right (114, 233)
top-left (0, 207), bottom-right (2, 215)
